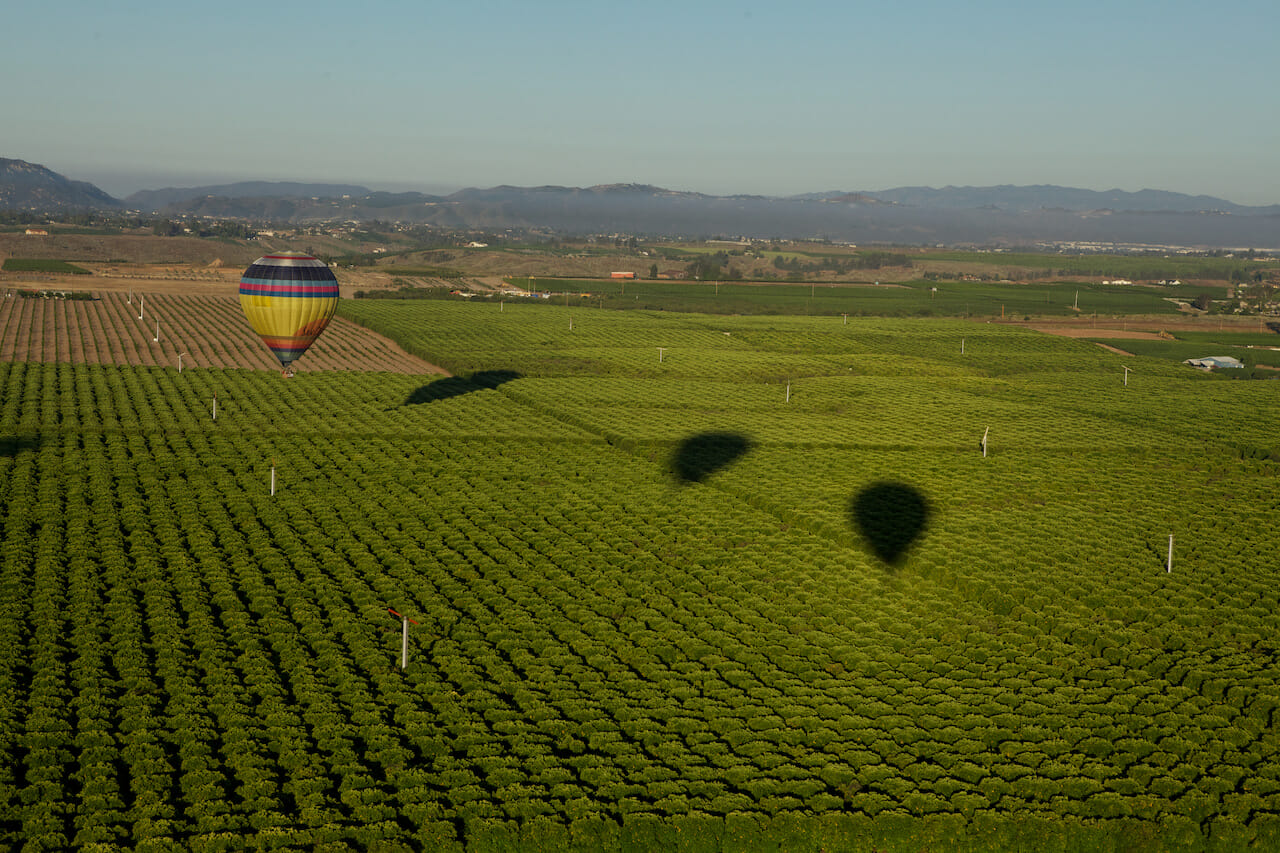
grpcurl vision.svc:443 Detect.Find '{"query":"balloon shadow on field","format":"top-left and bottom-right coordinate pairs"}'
top-left (671, 432), bottom-right (753, 484)
top-left (403, 370), bottom-right (521, 405)
top-left (0, 435), bottom-right (38, 455)
top-left (850, 481), bottom-right (931, 567)
top-left (0, 435), bottom-right (38, 458)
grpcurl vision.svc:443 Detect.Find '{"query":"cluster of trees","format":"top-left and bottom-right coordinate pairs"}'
top-left (150, 218), bottom-right (256, 239)
top-left (772, 251), bottom-right (911, 277)
top-left (684, 252), bottom-right (740, 282)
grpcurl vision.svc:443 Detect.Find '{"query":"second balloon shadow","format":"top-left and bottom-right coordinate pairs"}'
top-left (671, 432), bottom-right (754, 484)
top-left (403, 370), bottom-right (521, 405)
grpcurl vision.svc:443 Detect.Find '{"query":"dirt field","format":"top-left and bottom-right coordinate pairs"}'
top-left (1, 261), bottom-right (407, 300)
top-left (0, 290), bottom-right (447, 375)
top-left (1014, 314), bottom-right (1275, 338)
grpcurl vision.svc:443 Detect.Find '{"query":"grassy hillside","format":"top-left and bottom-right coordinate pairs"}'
top-left (2, 302), bottom-right (1278, 850)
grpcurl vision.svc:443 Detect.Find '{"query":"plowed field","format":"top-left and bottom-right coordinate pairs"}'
top-left (0, 292), bottom-right (446, 374)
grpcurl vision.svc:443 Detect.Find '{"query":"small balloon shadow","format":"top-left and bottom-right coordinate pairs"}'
top-left (850, 482), bottom-right (931, 566)
top-left (672, 432), bottom-right (753, 484)
top-left (0, 435), bottom-right (38, 458)
top-left (403, 370), bottom-right (520, 405)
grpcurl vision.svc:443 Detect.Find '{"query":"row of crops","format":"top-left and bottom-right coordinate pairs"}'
top-left (0, 293), bottom-right (434, 373)
top-left (499, 277), bottom-right (1210, 319)
top-left (3, 299), bottom-right (1279, 850)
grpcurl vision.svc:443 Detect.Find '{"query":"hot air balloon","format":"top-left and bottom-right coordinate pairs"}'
top-left (239, 252), bottom-right (339, 375)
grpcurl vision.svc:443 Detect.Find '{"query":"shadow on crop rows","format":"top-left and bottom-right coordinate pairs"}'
top-left (672, 432), bottom-right (753, 484)
top-left (850, 481), bottom-right (931, 566)
top-left (0, 435), bottom-right (39, 457)
top-left (403, 370), bottom-right (521, 405)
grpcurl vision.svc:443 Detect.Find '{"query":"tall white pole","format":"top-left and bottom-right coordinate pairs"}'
top-left (982, 426), bottom-right (989, 458)
top-left (786, 381), bottom-right (791, 403)
top-left (842, 313), bottom-right (848, 325)
top-left (212, 392), bottom-right (217, 421)
top-left (387, 608), bottom-right (417, 669)
top-left (139, 294), bottom-right (145, 321)
top-left (961, 338), bottom-right (965, 355)
top-left (154, 320), bottom-right (160, 342)
top-left (178, 353), bottom-right (185, 373)
top-left (270, 461), bottom-right (276, 496)
top-left (658, 347), bottom-right (665, 363)
top-left (1167, 534), bottom-right (1173, 573)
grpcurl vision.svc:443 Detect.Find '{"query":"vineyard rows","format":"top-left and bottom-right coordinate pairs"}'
top-left (2, 300), bottom-right (1279, 849)
top-left (0, 293), bottom-right (439, 374)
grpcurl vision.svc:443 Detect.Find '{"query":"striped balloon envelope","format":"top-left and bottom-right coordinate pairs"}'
top-left (238, 252), bottom-right (339, 372)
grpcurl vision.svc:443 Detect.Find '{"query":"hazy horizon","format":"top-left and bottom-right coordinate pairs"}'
top-left (19, 162), bottom-right (1274, 211)
top-left (6, 0), bottom-right (1277, 206)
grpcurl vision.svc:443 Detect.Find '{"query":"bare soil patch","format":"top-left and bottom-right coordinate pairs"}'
top-left (1027, 325), bottom-right (1166, 341)
top-left (0, 232), bottom-right (262, 266)
top-left (1015, 315), bottom-right (1277, 339)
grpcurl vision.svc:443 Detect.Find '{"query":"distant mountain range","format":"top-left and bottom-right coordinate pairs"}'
top-left (4, 157), bottom-right (1279, 248)
top-left (0, 157), bottom-right (122, 211)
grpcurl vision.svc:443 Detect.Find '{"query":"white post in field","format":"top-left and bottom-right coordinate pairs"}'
top-left (270, 459), bottom-right (276, 496)
top-left (139, 294), bottom-right (145, 321)
top-left (388, 608), bottom-right (419, 670)
top-left (658, 347), bottom-right (666, 363)
top-left (212, 392), bottom-right (217, 421)
top-left (1123, 366), bottom-right (1132, 386)
top-left (178, 353), bottom-right (186, 373)
top-left (154, 320), bottom-right (160, 342)
top-left (786, 381), bottom-right (791, 403)
top-left (1167, 534), bottom-right (1173, 573)
top-left (842, 313), bottom-right (849, 325)
top-left (961, 338), bottom-right (965, 355)
top-left (981, 426), bottom-right (989, 458)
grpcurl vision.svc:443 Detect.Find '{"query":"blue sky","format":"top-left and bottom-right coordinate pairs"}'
top-left (4, 0), bottom-right (1278, 203)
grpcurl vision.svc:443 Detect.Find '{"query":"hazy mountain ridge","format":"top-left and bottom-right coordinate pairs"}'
top-left (4, 157), bottom-right (1279, 246)
top-left (860, 184), bottom-right (1280, 215)
top-left (125, 181), bottom-right (374, 210)
top-left (0, 158), bottom-right (122, 211)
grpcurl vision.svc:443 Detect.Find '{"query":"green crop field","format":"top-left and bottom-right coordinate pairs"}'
top-left (1083, 328), bottom-right (1280, 372)
top-left (3, 300), bottom-right (1280, 851)
top-left (500, 277), bottom-right (1206, 319)
top-left (921, 252), bottom-right (1267, 283)
top-left (2, 258), bottom-right (92, 274)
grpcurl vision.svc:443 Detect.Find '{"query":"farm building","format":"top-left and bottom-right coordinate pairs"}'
top-left (1184, 355), bottom-right (1245, 370)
